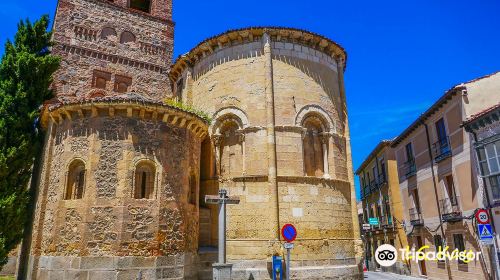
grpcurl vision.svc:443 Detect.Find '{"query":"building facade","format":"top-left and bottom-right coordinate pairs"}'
top-left (12, 0), bottom-right (363, 279)
top-left (391, 72), bottom-right (500, 280)
top-left (356, 141), bottom-right (409, 275)
top-left (464, 102), bottom-right (500, 276)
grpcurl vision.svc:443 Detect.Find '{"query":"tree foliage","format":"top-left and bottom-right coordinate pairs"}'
top-left (0, 15), bottom-right (59, 268)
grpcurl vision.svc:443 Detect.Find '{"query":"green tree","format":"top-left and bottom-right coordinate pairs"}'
top-left (0, 15), bottom-right (59, 268)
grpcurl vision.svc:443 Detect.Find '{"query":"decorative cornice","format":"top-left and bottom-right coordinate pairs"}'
top-left (169, 27), bottom-right (347, 82)
top-left (41, 96), bottom-right (209, 138)
top-left (58, 44), bottom-right (169, 74)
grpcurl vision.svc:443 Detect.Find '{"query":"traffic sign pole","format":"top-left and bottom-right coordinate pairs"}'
top-left (281, 224), bottom-right (298, 280)
top-left (286, 244), bottom-right (291, 280)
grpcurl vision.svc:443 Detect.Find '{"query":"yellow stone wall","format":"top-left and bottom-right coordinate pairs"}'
top-left (173, 28), bottom-right (361, 279)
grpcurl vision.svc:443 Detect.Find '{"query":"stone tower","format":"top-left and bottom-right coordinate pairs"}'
top-left (26, 0), bottom-right (211, 279)
top-left (51, 0), bottom-right (174, 100)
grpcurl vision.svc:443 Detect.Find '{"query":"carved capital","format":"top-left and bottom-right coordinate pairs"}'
top-left (319, 132), bottom-right (330, 144)
top-left (212, 134), bottom-right (222, 146)
top-left (236, 131), bottom-right (245, 143)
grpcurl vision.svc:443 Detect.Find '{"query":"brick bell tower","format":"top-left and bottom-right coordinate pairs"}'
top-left (51, 0), bottom-right (174, 101)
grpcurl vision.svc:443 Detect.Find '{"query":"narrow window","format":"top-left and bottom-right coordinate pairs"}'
top-left (435, 118), bottom-right (447, 143)
top-left (92, 70), bottom-right (111, 90)
top-left (134, 161), bottom-right (155, 199)
top-left (129, 0), bottom-right (151, 13)
top-left (445, 175), bottom-right (457, 205)
top-left (405, 143), bottom-right (414, 161)
top-left (120, 31), bottom-right (136, 44)
top-left (65, 160), bottom-right (86, 200)
top-left (453, 234), bottom-right (466, 264)
top-left (380, 159), bottom-right (386, 182)
top-left (434, 235), bottom-right (444, 262)
top-left (303, 117), bottom-right (324, 176)
top-left (100, 27), bottom-right (117, 40)
top-left (114, 75), bottom-right (132, 93)
top-left (413, 189), bottom-right (421, 213)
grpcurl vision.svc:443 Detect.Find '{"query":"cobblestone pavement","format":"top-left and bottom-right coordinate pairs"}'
top-left (364, 271), bottom-right (423, 280)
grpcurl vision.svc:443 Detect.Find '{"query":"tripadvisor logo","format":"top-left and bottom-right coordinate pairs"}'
top-left (375, 244), bottom-right (398, 267)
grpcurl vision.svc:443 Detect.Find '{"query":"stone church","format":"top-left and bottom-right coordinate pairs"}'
top-left (20, 0), bottom-right (362, 279)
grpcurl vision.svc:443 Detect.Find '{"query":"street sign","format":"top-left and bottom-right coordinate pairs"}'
top-left (475, 209), bottom-right (490, 225)
top-left (284, 242), bottom-right (294, 249)
top-left (362, 224), bottom-right (371, 230)
top-left (205, 189), bottom-right (240, 279)
top-left (281, 224), bottom-right (297, 242)
top-left (368, 218), bottom-right (379, 226)
top-left (478, 224), bottom-right (494, 241)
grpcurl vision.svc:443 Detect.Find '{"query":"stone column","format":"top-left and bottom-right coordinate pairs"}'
top-left (336, 55), bottom-right (364, 267)
top-left (236, 130), bottom-right (246, 175)
top-left (263, 32), bottom-right (280, 240)
top-left (320, 133), bottom-right (330, 178)
top-left (185, 67), bottom-right (193, 105)
top-left (213, 134), bottom-right (222, 176)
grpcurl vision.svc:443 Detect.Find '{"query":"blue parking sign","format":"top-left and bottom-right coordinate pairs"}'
top-left (478, 224), bottom-right (493, 240)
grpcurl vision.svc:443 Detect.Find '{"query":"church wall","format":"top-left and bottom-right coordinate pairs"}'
top-left (174, 32), bottom-right (360, 279)
top-left (27, 109), bottom-right (205, 279)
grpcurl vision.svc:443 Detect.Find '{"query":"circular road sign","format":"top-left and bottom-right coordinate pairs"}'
top-left (281, 224), bottom-right (297, 242)
top-left (475, 209), bottom-right (490, 225)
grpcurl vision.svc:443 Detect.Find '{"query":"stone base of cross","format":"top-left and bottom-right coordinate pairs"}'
top-left (205, 189), bottom-right (240, 280)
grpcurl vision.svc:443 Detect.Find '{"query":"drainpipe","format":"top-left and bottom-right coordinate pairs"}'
top-left (422, 120), bottom-right (452, 280)
top-left (263, 32), bottom-right (280, 241)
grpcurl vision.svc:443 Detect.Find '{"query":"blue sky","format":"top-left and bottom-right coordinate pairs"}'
top-left (1, 0), bottom-right (499, 200)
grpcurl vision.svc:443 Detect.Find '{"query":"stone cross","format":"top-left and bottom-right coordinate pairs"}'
top-left (205, 189), bottom-right (240, 280)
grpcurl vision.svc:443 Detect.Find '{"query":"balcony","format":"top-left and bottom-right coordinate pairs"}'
top-left (363, 185), bottom-right (370, 198)
top-left (380, 215), bottom-right (392, 227)
top-left (370, 180), bottom-right (378, 191)
top-left (403, 159), bottom-right (417, 178)
top-left (439, 196), bottom-right (462, 222)
top-left (433, 136), bottom-right (452, 162)
top-left (409, 207), bottom-right (424, 226)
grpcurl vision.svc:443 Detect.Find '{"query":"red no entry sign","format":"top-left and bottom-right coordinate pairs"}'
top-left (281, 224), bottom-right (297, 242)
top-left (475, 209), bottom-right (490, 225)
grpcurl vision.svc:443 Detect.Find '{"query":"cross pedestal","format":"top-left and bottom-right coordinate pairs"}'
top-left (205, 189), bottom-right (240, 280)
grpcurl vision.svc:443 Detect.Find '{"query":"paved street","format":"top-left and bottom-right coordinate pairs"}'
top-left (364, 271), bottom-right (423, 280)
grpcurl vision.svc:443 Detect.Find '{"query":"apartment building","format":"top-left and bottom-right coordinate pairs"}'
top-left (391, 72), bottom-right (500, 280)
top-left (356, 141), bottom-right (409, 274)
top-left (464, 102), bottom-right (500, 275)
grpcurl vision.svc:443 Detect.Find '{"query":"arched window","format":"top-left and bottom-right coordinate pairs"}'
top-left (303, 117), bottom-right (325, 177)
top-left (129, 0), bottom-right (151, 13)
top-left (65, 160), bottom-right (86, 200)
top-left (100, 27), bottom-right (117, 40)
top-left (120, 31), bottom-right (136, 44)
top-left (219, 120), bottom-right (244, 177)
top-left (134, 161), bottom-right (155, 199)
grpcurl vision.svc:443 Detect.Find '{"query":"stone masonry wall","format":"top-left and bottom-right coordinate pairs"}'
top-left (179, 33), bottom-right (360, 279)
top-left (52, 0), bottom-right (173, 101)
top-left (28, 111), bottom-right (202, 279)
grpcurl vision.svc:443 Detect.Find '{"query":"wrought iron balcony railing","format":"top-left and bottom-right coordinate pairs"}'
top-left (433, 136), bottom-right (452, 162)
top-left (439, 195), bottom-right (462, 222)
top-left (409, 207), bottom-right (424, 226)
top-left (403, 159), bottom-right (417, 178)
